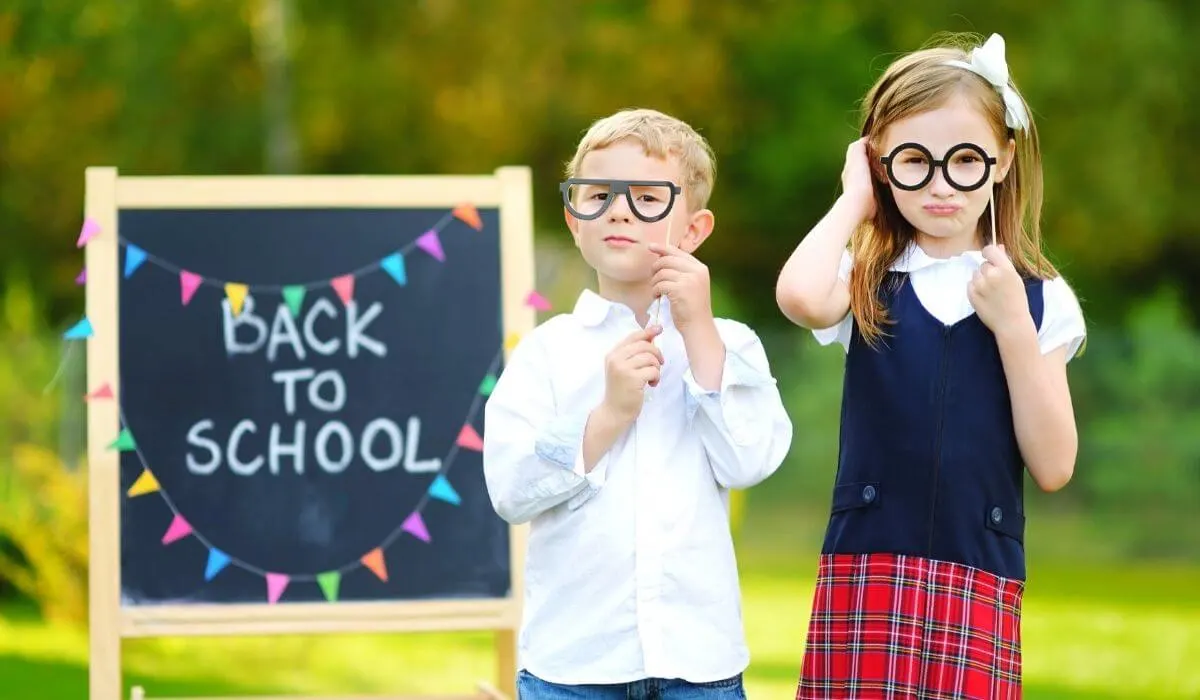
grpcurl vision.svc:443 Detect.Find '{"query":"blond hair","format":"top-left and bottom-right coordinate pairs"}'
top-left (852, 32), bottom-right (1056, 347)
top-left (565, 108), bottom-right (716, 211)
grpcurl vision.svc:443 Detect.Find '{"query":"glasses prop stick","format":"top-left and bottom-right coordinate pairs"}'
top-left (644, 203), bottom-right (677, 402)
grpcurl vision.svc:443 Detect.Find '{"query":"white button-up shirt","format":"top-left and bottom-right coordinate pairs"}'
top-left (815, 244), bottom-right (1087, 359)
top-left (482, 289), bottom-right (793, 685)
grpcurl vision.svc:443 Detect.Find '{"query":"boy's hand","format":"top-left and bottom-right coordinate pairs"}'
top-left (600, 325), bottom-right (665, 425)
top-left (647, 243), bottom-right (714, 338)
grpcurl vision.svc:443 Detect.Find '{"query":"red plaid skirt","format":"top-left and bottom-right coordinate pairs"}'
top-left (796, 552), bottom-right (1024, 700)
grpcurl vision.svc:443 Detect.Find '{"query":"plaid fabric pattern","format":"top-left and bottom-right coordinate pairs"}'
top-left (796, 552), bottom-right (1024, 700)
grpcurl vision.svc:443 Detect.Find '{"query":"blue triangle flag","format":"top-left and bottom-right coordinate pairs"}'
top-left (205, 548), bottom-right (231, 581)
top-left (63, 318), bottom-right (93, 339)
top-left (381, 253), bottom-right (406, 286)
top-left (124, 244), bottom-right (148, 278)
top-left (428, 475), bottom-right (461, 505)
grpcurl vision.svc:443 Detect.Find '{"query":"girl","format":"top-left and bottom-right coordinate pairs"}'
top-left (776, 33), bottom-right (1086, 699)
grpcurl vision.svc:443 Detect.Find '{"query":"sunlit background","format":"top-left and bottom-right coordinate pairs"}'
top-left (1, 2), bottom-right (1197, 698)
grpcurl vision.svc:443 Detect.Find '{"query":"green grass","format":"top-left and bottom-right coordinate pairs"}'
top-left (1, 512), bottom-right (1197, 699)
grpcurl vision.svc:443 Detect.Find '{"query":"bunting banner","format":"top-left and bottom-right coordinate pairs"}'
top-left (113, 348), bottom-right (502, 603)
top-left (70, 202), bottom-right (551, 604)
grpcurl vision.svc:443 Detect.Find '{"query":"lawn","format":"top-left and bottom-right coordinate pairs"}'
top-left (1, 545), bottom-right (1196, 700)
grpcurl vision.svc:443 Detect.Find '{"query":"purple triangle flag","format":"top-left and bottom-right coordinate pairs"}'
top-left (402, 512), bottom-right (431, 542)
top-left (415, 230), bottom-right (445, 262)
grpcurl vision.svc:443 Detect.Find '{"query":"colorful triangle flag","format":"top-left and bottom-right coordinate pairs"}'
top-left (86, 382), bottom-right (114, 401)
top-left (75, 267), bottom-right (87, 285)
top-left (402, 512), bottom-right (431, 543)
top-left (126, 469), bottom-right (159, 497)
top-left (478, 374), bottom-right (497, 396)
top-left (381, 253), bottom-right (407, 286)
top-left (282, 285), bottom-right (306, 317)
top-left (123, 245), bottom-right (148, 278)
top-left (453, 203), bottom-right (484, 231)
top-left (415, 230), bottom-right (445, 262)
top-left (361, 548), bottom-right (388, 582)
top-left (504, 332), bottom-right (521, 353)
top-left (225, 282), bottom-right (249, 316)
top-left (266, 573), bottom-right (290, 604)
top-left (205, 549), bottom-right (231, 581)
top-left (428, 475), bottom-right (461, 505)
top-left (180, 271), bottom-right (203, 305)
top-left (456, 424), bottom-right (484, 452)
top-left (108, 428), bottom-right (136, 451)
top-left (63, 318), bottom-right (93, 340)
top-left (77, 217), bottom-right (101, 247)
top-left (161, 515), bottom-right (193, 545)
top-left (317, 571), bottom-right (341, 602)
top-left (525, 291), bottom-right (552, 311)
top-left (331, 275), bottom-right (355, 305)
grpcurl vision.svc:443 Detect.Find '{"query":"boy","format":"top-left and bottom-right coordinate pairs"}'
top-left (482, 108), bottom-right (792, 699)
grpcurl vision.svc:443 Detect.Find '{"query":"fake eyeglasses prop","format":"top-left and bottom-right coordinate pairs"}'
top-left (559, 178), bottom-right (682, 223)
top-left (879, 142), bottom-right (998, 192)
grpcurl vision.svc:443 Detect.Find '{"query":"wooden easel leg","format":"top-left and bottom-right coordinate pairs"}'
top-left (495, 629), bottom-right (517, 699)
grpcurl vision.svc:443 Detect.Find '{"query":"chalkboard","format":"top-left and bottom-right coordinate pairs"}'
top-left (114, 205), bottom-right (510, 606)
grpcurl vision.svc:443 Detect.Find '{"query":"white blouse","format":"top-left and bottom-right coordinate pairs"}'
top-left (814, 244), bottom-right (1087, 361)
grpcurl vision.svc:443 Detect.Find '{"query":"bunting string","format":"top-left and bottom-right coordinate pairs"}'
top-left (116, 207), bottom-right (463, 295)
top-left (114, 348), bottom-right (501, 603)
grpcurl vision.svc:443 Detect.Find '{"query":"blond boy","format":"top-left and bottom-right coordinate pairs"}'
top-left (483, 108), bottom-right (792, 699)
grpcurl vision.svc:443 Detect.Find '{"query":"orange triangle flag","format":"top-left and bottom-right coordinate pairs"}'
top-left (361, 547), bottom-right (388, 582)
top-left (456, 424), bottom-right (484, 452)
top-left (453, 203), bottom-right (483, 231)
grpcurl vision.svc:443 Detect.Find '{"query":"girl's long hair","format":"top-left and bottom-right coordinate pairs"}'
top-left (850, 34), bottom-right (1058, 347)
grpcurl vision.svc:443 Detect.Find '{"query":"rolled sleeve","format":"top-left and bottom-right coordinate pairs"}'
top-left (535, 411), bottom-right (611, 510)
top-left (683, 321), bottom-right (793, 489)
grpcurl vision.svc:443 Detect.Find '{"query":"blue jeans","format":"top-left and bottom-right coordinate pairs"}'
top-left (516, 670), bottom-right (746, 700)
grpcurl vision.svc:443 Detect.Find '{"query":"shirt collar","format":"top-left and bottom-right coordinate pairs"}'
top-left (572, 288), bottom-right (673, 328)
top-left (891, 242), bottom-right (985, 272)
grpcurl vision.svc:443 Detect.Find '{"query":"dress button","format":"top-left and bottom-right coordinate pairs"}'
top-left (862, 485), bottom-right (876, 503)
top-left (991, 506), bottom-right (1003, 524)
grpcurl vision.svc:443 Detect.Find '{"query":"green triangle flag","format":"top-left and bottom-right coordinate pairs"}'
top-left (282, 286), bottom-right (306, 318)
top-left (317, 571), bottom-right (340, 602)
top-left (108, 428), bottom-right (136, 451)
top-left (479, 374), bottom-right (497, 396)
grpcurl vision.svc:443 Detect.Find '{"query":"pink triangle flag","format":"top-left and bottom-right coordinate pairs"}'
top-left (75, 267), bottom-right (87, 285)
top-left (77, 218), bottom-right (101, 247)
top-left (161, 515), bottom-right (193, 545)
top-left (266, 573), bottom-right (290, 604)
top-left (402, 512), bottom-right (431, 543)
top-left (415, 230), bottom-right (445, 262)
top-left (331, 275), bottom-right (355, 305)
top-left (85, 383), bottom-right (114, 401)
top-left (456, 424), bottom-right (484, 452)
top-left (525, 290), bottom-right (552, 311)
top-left (180, 271), bottom-right (203, 305)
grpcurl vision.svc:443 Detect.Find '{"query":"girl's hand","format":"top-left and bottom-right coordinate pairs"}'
top-left (970, 244), bottom-right (1034, 339)
top-left (840, 137), bottom-right (877, 222)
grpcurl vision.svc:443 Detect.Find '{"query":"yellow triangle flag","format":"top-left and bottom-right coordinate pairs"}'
top-left (225, 283), bottom-right (249, 316)
top-left (127, 469), bottom-right (159, 497)
top-left (504, 332), bottom-right (521, 353)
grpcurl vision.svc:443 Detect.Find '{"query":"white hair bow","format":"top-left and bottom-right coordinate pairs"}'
top-left (945, 33), bottom-right (1031, 132)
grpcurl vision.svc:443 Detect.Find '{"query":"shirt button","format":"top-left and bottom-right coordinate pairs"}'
top-left (862, 485), bottom-right (876, 503)
top-left (991, 506), bottom-right (1003, 524)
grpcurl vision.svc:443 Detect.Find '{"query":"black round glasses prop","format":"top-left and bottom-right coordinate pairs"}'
top-left (559, 178), bottom-right (682, 223)
top-left (879, 142), bottom-right (998, 192)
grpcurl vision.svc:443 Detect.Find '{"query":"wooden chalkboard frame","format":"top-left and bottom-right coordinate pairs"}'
top-left (84, 166), bottom-right (534, 700)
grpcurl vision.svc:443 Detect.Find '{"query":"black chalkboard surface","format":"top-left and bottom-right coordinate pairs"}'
top-left (114, 205), bottom-right (510, 606)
